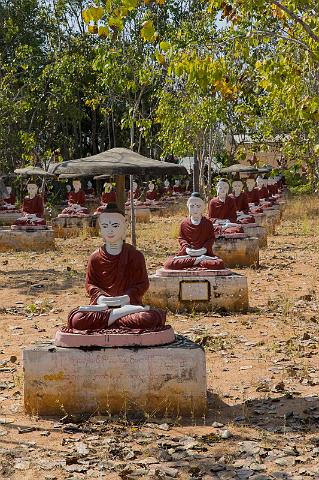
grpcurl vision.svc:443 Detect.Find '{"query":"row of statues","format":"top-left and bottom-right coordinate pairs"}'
top-left (0, 175), bottom-right (283, 232)
top-left (60, 175), bottom-right (284, 334)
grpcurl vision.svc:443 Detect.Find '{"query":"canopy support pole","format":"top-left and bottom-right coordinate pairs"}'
top-left (129, 175), bottom-right (136, 247)
top-left (115, 175), bottom-right (125, 213)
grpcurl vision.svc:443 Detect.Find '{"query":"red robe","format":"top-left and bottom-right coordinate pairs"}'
top-left (22, 195), bottom-right (44, 217)
top-left (68, 190), bottom-right (86, 206)
top-left (86, 243), bottom-right (149, 305)
top-left (164, 217), bottom-right (224, 270)
top-left (208, 196), bottom-right (237, 223)
top-left (4, 193), bottom-right (16, 205)
top-left (246, 188), bottom-right (260, 206)
top-left (230, 192), bottom-right (250, 214)
top-left (85, 188), bottom-right (95, 196)
top-left (67, 243), bottom-right (165, 331)
top-left (230, 192), bottom-right (255, 224)
top-left (258, 186), bottom-right (269, 200)
top-left (173, 185), bottom-right (182, 193)
top-left (101, 191), bottom-right (116, 204)
top-left (146, 190), bottom-right (158, 201)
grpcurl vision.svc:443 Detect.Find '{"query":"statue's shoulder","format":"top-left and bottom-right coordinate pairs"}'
top-left (124, 242), bottom-right (145, 261)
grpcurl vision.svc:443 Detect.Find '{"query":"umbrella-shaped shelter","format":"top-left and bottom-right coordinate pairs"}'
top-left (51, 148), bottom-right (187, 209)
top-left (219, 164), bottom-right (259, 175)
top-left (51, 148), bottom-right (188, 245)
top-left (14, 166), bottom-right (55, 177)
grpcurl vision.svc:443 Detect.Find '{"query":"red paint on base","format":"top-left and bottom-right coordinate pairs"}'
top-left (54, 325), bottom-right (175, 348)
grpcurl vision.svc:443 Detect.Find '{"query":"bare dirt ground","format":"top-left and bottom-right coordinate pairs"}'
top-left (0, 195), bottom-right (318, 480)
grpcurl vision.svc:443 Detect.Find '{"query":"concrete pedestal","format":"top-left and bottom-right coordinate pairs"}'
top-left (0, 212), bottom-right (21, 226)
top-left (126, 207), bottom-right (151, 223)
top-left (144, 269), bottom-right (249, 312)
top-left (0, 228), bottom-right (55, 251)
top-left (214, 235), bottom-right (259, 267)
top-left (241, 224), bottom-right (267, 248)
top-left (23, 337), bottom-right (207, 417)
top-left (263, 208), bottom-right (281, 234)
top-left (253, 213), bottom-right (268, 228)
top-left (52, 216), bottom-right (97, 238)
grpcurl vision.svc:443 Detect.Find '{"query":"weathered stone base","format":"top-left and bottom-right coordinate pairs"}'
top-left (263, 208), bottom-right (281, 234)
top-left (23, 337), bottom-right (207, 417)
top-left (253, 213), bottom-right (268, 228)
top-left (214, 235), bottom-right (259, 267)
top-left (241, 224), bottom-right (267, 248)
top-left (126, 208), bottom-right (151, 223)
top-left (144, 270), bottom-right (249, 312)
top-left (52, 216), bottom-right (98, 238)
top-left (0, 228), bottom-right (55, 251)
top-left (0, 212), bottom-right (21, 226)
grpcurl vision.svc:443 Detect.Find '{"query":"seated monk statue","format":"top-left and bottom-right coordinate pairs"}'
top-left (0, 186), bottom-right (18, 211)
top-left (163, 193), bottom-right (224, 270)
top-left (256, 176), bottom-right (270, 202)
top-left (208, 179), bottom-right (243, 234)
top-left (85, 180), bottom-right (96, 197)
top-left (4, 186), bottom-right (16, 206)
top-left (13, 183), bottom-right (46, 227)
top-left (67, 204), bottom-right (166, 331)
top-left (230, 179), bottom-right (255, 224)
top-left (101, 182), bottom-right (116, 205)
top-left (172, 179), bottom-right (182, 195)
top-left (59, 179), bottom-right (90, 216)
top-left (163, 178), bottom-right (173, 196)
top-left (128, 180), bottom-right (141, 201)
top-left (146, 181), bottom-right (158, 202)
top-left (68, 179), bottom-right (86, 206)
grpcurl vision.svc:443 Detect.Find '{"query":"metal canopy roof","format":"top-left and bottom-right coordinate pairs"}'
top-left (14, 166), bottom-right (55, 177)
top-left (220, 164), bottom-right (259, 174)
top-left (51, 148), bottom-right (188, 177)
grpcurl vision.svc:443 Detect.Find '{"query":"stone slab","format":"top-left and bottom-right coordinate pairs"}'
top-left (52, 216), bottom-right (98, 238)
top-left (0, 212), bottom-right (21, 226)
top-left (241, 224), bottom-right (267, 248)
top-left (55, 326), bottom-right (176, 348)
top-left (144, 272), bottom-right (249, 312)
top-left (125, 207), bottom-right (151, 223)
top-left (0, 228), bottom-right (55, 251)
top-left (23, 336), bottom-right (207, 417)
top-left (214, 236), bottom-right (259, 267)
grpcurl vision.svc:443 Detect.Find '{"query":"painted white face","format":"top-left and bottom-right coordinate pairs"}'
top-left (217, 181), bottom-right (229, 198)
top-left (232, 180), bottom-right (243, 196)
top-left (73, 180), bottom-right (81, 192)
top-left (87, 180), bottom-right (92, 189)
top-left (187, 197), bottom-right (205, 218)
top-left (246, 179), bottom-right (255, 191)
top-left (175, 180), bottom-right (180, 187)
top-left (148, 182), bottom-right (154, 191)
top-left (268, 178), bottom-right (274, 186)
top-left (5, 186), bottom-right (12, 195)
top-left (164, 179), bottom-right (170, 187)
top-left (27, 183), bottom-right (38, 198)
top-left (133, 181), bottom-right (138, 192)
top-left (256, 177), bottom-right (264, 188)
top-left (66, 184), bottom-right (71, 193)
top-left (99, 212), bottom-right (126, 244)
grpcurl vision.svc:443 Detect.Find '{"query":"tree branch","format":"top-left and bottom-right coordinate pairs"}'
top-left (271, 0), bottom-right (319, 44)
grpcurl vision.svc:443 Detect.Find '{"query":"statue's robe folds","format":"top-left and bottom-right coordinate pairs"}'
top-left (4, 193), bottom-right (16, 205)
top-left (230, 192), bottom-right (255, 224)
top-left (146, 190), bottom-right (158, 201)
top-left (164, 217), bottom-right (224, 270)
top-left (101, 191), bottom-right (116, 204)
top-left (68, 243), bottom-right (166, 331)
top-left (247, 188), bottom-right (260, 205)
top-left (85, 187), bottom-right (96, 196)
top-left (22, 195), bottom-right (44, 217)
top-left (208, 196), bottom-right (238, 224)
top-left (258, 186), bottom-right (270, 201)
top-left (68, 190), bottom-right (86, 206)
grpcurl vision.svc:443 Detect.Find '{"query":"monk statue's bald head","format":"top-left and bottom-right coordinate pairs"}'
top-left (187, 192), bottom-right (205, 221)
top-left (98, 204), bottom-right (127, 245)
top-left (216, 178), bottom-right (229, 201)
